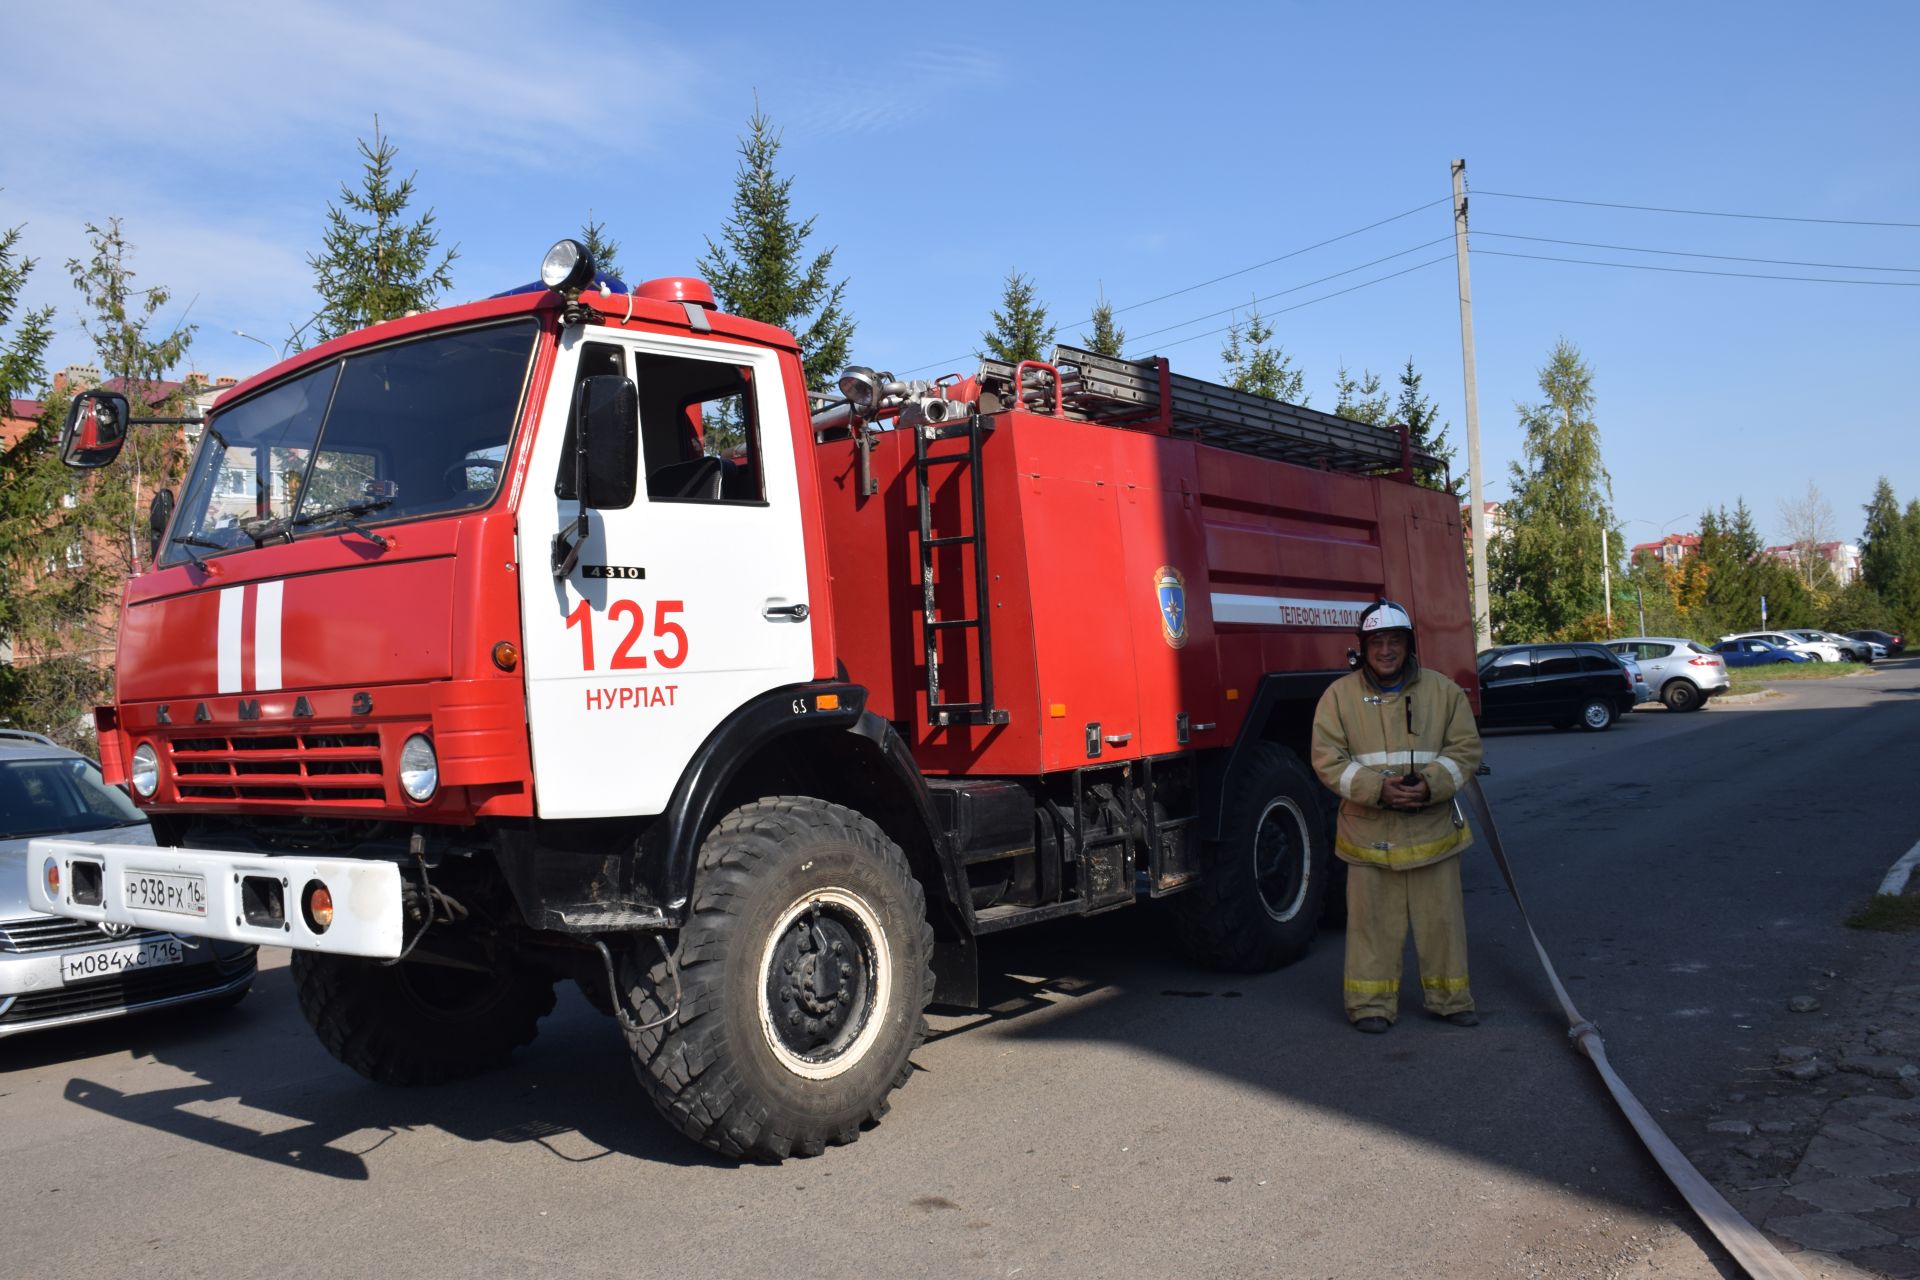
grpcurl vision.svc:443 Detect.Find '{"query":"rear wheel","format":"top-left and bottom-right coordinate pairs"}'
top-left (292, 950), bottom-right (557, 1086)
top-left (622, 797), bottom-right (934, 1162)
top-left (1579, 697), bottom-right (1616, 732)
top-left (1171, 743), bottom-right (1330, 971)
top-left (1661, 680), bottom-right (1702, 713)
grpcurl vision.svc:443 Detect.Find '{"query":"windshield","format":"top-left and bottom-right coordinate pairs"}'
top-left (164, 319), bottom-right (538, 563)
top-left (0, 757), bottom-right (146, 839)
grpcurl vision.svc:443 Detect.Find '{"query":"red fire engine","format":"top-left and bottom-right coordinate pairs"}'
top-left (32, 240), bottom-right (1474, 1160)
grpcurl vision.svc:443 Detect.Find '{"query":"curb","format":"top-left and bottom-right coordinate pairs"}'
top-left (1713, 688), bottom-right (1788, 706)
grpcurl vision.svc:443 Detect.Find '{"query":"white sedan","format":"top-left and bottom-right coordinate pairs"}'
top-left (1720, 631), bottom-right (1843, 663)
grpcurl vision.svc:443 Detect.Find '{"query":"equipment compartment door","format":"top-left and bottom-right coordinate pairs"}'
top-left (518, 330), bottom-right (814, 819)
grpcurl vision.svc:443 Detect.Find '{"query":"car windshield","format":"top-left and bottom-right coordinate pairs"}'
top-left (0, 757), bottom-right (146, 839)
top-left (1686, 641), bottom-right (1713, 654)
top-left (163, 320), bottom-right (538, 564)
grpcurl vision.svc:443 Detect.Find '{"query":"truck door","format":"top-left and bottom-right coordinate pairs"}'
top-left (518, 330), bottom-right (814, 819)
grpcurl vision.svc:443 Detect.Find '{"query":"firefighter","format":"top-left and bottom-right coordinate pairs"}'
top-left (1310, 600), bottom-right (1484, 1033)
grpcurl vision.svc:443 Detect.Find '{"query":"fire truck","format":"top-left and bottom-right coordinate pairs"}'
top-left (31, 240), bottom-right (1474, 1160)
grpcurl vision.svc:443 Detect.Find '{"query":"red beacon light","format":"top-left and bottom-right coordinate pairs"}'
top-left (634, 277), bottom-right (716, 310)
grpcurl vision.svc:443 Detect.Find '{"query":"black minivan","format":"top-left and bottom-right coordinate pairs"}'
top-left (1476, 643), bottom-right (1639, 732)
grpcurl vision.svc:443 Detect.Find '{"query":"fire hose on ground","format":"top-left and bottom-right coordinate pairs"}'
top-left (1458, 776), bottom-right (1805, 1280)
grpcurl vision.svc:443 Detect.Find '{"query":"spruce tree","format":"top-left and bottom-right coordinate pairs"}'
top-left (1082, 290), bottom-right (1125, 357)
top-left (1487, 340), bottom-right (1616, 641)
top-left (698, 107), bottom-right (855, 392)
top-left (981, 270), bottom-right (1055, 363)
top-left (1332, 364), bottom-right (1389, 424)
top-left (579, 212), bottom-right (625, 284)
top-left (1395, 358), bottom-right (1459, 494)
top-left (1219, 307), bottom-right (1305, 403)
top-left (307, 117), bottom-right (459, 344)
top-left (1860, 477), bottom-right (1906, 597)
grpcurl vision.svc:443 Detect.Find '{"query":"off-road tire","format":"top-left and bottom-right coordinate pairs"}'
top-left (291, 951), bottom-right (556, 1086)
top-left (1661, 679), bottom-right (1702, 713)
top-left (1170, 742), bottom-right (1331, 972)
top-left (622, 797), bottom-right (935, 1162)
top-left (1579, 697), bottom-right (1616, 732)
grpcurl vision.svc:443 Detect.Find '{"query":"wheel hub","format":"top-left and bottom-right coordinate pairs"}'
top-left (762, 898), bottom-right (879, 1069)
top-left (1254, 799), bottom-right (1311, 922)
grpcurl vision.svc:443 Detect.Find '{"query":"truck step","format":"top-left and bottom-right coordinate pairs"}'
top-left (972, 898), bottom-right (1089, 934)
top-left (548, 903), bottom-right (668, 933)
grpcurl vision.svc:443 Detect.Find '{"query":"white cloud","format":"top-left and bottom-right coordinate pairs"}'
top-left (7, 1), bottom-right (701, 175)
top-left (785, 44), bottom-right (1004, 137)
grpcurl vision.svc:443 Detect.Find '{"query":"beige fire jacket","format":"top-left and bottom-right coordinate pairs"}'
top-left (1310, 664), bottom-right (1484, 870)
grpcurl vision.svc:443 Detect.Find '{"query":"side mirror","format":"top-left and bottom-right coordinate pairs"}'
top-left (574, 374), bottom-right (639, 510)
top-left (148, 488), bottom-right (176, 558)
top-left (61, 390), bottom-right (131, 468)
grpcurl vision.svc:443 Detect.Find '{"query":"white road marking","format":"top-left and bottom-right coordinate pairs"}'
top-left (1877, 840), bottom-right (1920, 897)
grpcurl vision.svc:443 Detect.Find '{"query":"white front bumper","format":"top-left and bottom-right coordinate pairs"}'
top-left (26, 839), bottom-right (404, 959)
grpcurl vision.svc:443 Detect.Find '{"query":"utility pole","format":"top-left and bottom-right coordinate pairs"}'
top-left (1601, 526), bottom-right (1613, 636)
top-left (1452, 159), bottom-right (1490, 650)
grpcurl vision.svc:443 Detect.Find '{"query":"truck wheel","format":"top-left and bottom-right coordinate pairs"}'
top-left (1171, 743), bottom-right (1329, 972)
top-left (291, 951), bottom-right (556, 1086)
top-left (1661, 680), bottom-right (1701, 713)
top-left (622, 797), bottom-right (935, 1162)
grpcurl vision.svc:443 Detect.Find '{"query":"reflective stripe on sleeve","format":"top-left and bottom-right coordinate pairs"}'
top-left (1337, 761), bottom-right (1363, 799)
top-left (1435, 756), bottom-right (1464, 788)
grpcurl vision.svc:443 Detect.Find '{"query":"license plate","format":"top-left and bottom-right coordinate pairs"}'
top-left (125, 871), bottom-right (208, 917)
top-left (60, 937), bottom-right (185, 984)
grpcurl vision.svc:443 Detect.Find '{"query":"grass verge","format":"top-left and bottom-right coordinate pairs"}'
top-left (1728, 662), bottom-right (1874, 691)
top-left (1845, 895), bottom-right (1920, 932)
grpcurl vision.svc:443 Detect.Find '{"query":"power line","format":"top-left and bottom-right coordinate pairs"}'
top-left (1126, 237), bottom-right (1455, 345)
top-left (1111, 197), bottom-right (1450, 315)
top-left (1477, 230), bottom-right (1920, 274)
top-left (1476, 248), bottom-right (1920, 287)
top-left (1476, 189), bottom-right (1920, 230)
top-left (1136, 256), bottom-right (1455, 355)
top-left (896, 195), bottom-right (1452, 375)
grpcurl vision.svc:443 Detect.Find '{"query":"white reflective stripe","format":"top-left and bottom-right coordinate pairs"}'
top-left (1336, 761), bottom-right (1363, 800)
top-left (217, 587), bottom-right (245, 693)
top-left (1210, 593), bottom-right (1370, 629)
top-left (1353, 750), bottom-right (1441, 768)
top-left (1435, 756), bottom-right (1465, 788)
top-left (254, 580), bottom-right (283, 691)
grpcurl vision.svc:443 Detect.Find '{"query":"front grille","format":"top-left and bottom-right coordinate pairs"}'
top-left (0, 917), bottom-right (164, 953)
top-left (169, 731), bottom-right (386, 805)
top-left (0, 955), bottom-right (254, 1026)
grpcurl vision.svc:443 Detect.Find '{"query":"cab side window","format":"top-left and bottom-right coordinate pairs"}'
top-left (633, 353), bottom-right (765, 505)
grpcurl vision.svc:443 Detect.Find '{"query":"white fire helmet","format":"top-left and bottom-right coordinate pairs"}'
top-left (1357, 599), bottom-right (1415, 640)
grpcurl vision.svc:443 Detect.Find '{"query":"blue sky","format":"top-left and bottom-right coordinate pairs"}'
top-left (5, 1), bottom-right (1915, 549)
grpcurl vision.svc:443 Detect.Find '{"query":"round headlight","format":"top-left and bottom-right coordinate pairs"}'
top-left (399, 734), bottom-right (439, 802)
top-left (131, 742), bottom-right (159, 797)
top-left (540, 239), bottom-right (594, 292)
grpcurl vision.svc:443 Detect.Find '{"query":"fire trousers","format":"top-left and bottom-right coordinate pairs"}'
top-left (1342, 855), bottom-right (1472, 1024)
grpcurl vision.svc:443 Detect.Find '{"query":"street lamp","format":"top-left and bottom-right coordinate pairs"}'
top-left (232, 329), bottom-right (276, 358)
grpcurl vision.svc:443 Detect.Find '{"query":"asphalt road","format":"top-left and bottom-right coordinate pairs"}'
top-left (4, 659), bottom-right (1916, 1279)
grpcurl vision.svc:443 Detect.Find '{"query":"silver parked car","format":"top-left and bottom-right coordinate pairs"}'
top-left (1786, 628), bottom-right (1873, 663)
top-left (0, 732), bottom-right (254, 1037)
top-left (1606, 637), bottom-right (1732, 712)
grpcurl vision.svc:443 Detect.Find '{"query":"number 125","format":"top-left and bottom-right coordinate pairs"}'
top-left (564, 598), bottom-right (687, 670)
